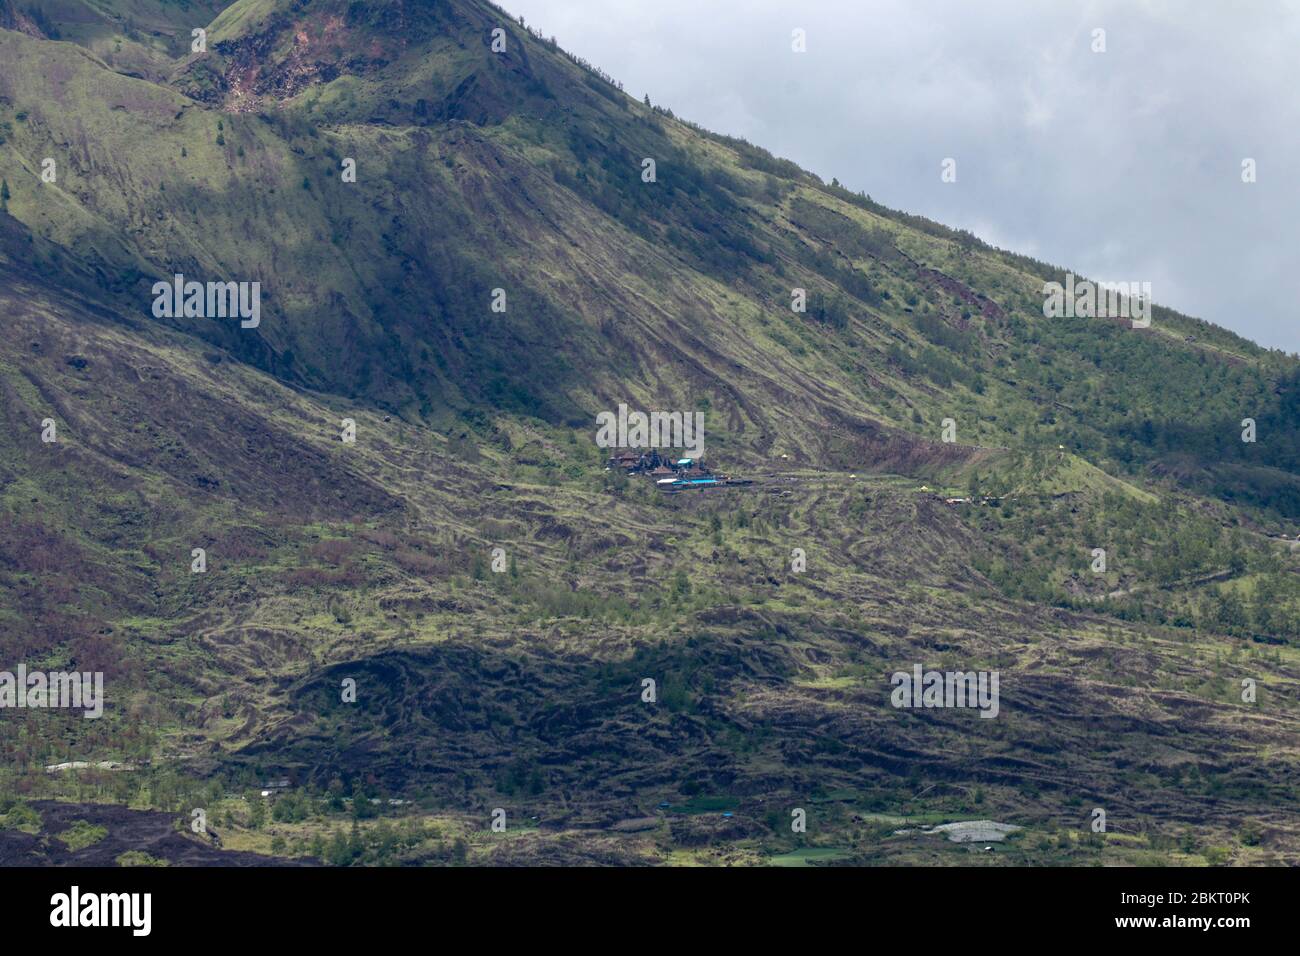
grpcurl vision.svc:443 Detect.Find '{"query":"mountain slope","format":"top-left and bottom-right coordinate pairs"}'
top-left (2, 0), bottom-right (1300, 866)
top-left (5, 0), bottom-right (1298, 486)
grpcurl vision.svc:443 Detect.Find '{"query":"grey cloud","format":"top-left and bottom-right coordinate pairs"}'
top-left (509, 0), bottom-right (1300, 351)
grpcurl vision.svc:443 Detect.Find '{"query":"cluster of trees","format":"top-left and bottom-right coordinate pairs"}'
top-left (1197, 574), bottom-right (1300, 641)
top-left (318, 819), bottom-right (467, 866)
top-left (912, 311), bottom-right (976, 355)
top-left (970, 493), bottom-right (1300, 642)
top-left (887, 342), bottom-right (980, 391)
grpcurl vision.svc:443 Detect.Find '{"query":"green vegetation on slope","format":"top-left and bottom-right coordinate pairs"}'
top-left (2, 0), bottom-right (1299, 865)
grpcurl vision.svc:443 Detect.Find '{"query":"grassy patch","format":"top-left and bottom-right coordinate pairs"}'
top-left (57, 820), bottom-right (108, 851)
top-left (116, 850), bottom-right (169, 867)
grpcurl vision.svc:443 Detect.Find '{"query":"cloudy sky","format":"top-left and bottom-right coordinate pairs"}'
top-left (508, 0), bottom-right (1300, 352)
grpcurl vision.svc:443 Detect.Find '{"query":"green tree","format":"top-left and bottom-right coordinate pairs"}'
top-left (1214, 590), bottom-right (1247, 632)
top-left (672, 568), bottom-right (690, 600)
top-left (326, 828), bottom-right (351, 866)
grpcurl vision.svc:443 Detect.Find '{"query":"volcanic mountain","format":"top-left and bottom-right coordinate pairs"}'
top-left (1, 0), bottom-right (1298, 865)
